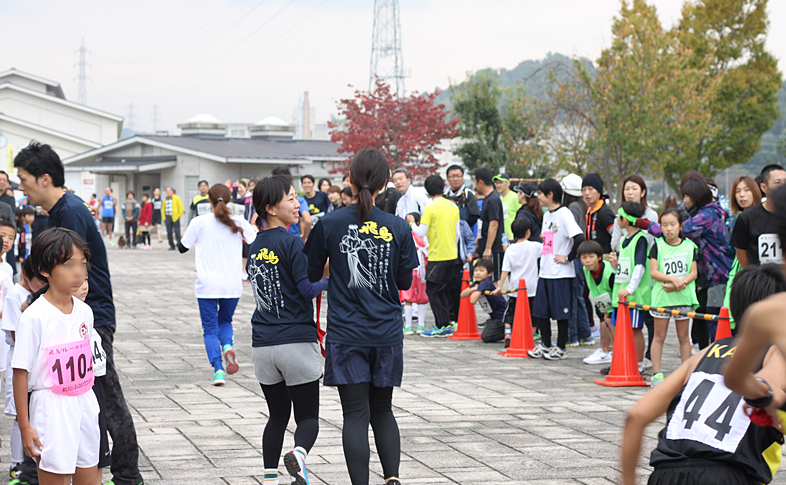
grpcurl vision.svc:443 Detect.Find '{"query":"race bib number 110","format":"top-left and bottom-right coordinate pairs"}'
top-left (46, 339), bottom-right (94, 396)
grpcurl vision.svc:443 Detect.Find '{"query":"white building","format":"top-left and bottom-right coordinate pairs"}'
top-left (0, 68), bottom-right (123, 196)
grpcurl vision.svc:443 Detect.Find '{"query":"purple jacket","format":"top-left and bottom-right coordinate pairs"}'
top-left (647, 201), bottom-right (731, 287)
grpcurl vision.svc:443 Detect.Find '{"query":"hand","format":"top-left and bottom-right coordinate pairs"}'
top-left (483, 248), bottom-right (492, 259)
top-left (618, 288), bottom-right (630, 300)
top-left (609, 252), bottom-right (618, 268)
top-left (20, 302), bottom-right (29, 313)
top-left (405, 214), bottom-right (415, 224)
top-left (466, 255), bottom-right (473, 264)
top-left (20, 425), bottom-right (42, 458)
top-left (502, 243), bottom-right (509, 252)
top-left (662, 282), bottom-right (676, 293)
top-left (670, 276), bottom-right (686, 291)
top-left (490, 286), bottom-right (501, 296)
top-left (554, 254), bottom-right (567, 264)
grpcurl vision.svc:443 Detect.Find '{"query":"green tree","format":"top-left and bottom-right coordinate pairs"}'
top-left (672, 0), bottom-right (782, 185)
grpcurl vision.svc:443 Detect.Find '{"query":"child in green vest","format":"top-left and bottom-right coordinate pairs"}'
top-left (609, 201), bottom-right (650, 374)
top-left (578, 240), bottom-right (615, 366)
top-left (648, 208), bottom-right (698, 386)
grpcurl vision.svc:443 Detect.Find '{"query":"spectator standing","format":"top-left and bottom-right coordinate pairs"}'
top-left (611, 175), bottom-right (659, 251)
top-left (410, 175), bottom-right (459, 337)
top-left (581, 173), bottom-right (615, 254)
top-left (561, 174), bottom-right (593, 347)
top-left (138, 193), bottom-right (152, 249)
top-left (100, 187), bottom-right (117, 246)
top-left (121, 191), bottom-right (140, 249)
top-left (474, 168), bottom-right (505, 282)
top-left (445, 195), bottom-right (476, 325)
top-left (513, 182), bottom-right (542, 242)
top-left (444, 165), bottom-right (480, 229)
top-left (151, 187), bottom-right (163, 243)
top-left (493, 173), bottom-right (521, 244)
top-left (163, 186), bottom-right (184, 251)
top-left (190, 180), bottom-right (212, 219)
top-left (393, 168), bottom-right (430, 219)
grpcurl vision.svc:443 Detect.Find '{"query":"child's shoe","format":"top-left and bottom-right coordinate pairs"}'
top-left (651, 372), bottom-right (664, 386)
top-left (527, 344), bottom-right (548, 359)
top-left (504, 335), bottom-right (511, 348)
top-left (579, 337), bottom-right (595, 346)
top-left (566, 340), bottom-right (579, 347)
top-left (403, 326), bottom-right (414, 335)
top-left (420, 327), bottom-right (443, 337)
top-left (211, 370), bottom-right (226, 386)
top-left (223, 344), bottom-right (239, 374)
top-left (284, 447), bottom-right (310, 485)
top-left (544, 346), bottom-right (567, 360)
top-left (416, 325), bottom-right (425, 334)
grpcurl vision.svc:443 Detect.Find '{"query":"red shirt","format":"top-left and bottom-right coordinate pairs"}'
top-left (138, 202), bottom-right (153, 225)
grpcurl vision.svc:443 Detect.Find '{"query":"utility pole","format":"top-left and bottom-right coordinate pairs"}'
top-left (75, 38), bottom-right (90, 105)
top-left (369, 0), bottom-right (406, 97)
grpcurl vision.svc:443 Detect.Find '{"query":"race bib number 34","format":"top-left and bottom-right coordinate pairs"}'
top-left (666, 372), bottom-right (749, 453)
top-left (46, 339), bottom-right (94, 396)
top-left (759, 234), bottom-right (783, 264)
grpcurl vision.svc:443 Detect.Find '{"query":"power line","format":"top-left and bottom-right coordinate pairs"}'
top-left (370, 0), bottom-right (406, 96)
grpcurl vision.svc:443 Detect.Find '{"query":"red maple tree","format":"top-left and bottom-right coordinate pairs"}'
top-left (329, 79), bottom-right (459, 180)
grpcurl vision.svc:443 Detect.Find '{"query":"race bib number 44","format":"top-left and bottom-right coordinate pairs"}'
top-left (91, 330), bottom-right (107, 378)
top-left (666, 372), bottom-right (749, 453)
top-left (46, 339), bottom-right (94, 396)
top-left (542, 231), bottom-right (554, 255)
top-left (616, 257), bottom-right (632, 284)
top-left (759, 234), bottom-right (783, 264)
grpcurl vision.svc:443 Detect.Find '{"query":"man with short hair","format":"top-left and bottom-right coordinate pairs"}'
top-left (493, 173), bottom-right (521, 244)
top-left (164, 186), bottom-right (184, 250)
top-left (444, 165), bottom-right (480, 229)
top-left (190, 179), bottom-right (211, 219)
top-left (101, 187), bottom-right (117, 246)
top-left (301, 174), bottom-right (329, 225)
top-left (731, 164), bottom-right (786, 267)
top-left (13, 142), bottom-right (144, 485)
top-left (474, 168), bottom-right (505, 282)
top-left (393, 168), bottom-right (430, 219)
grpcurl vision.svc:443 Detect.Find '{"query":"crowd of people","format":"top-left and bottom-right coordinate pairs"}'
top-left (5, 138), bottom-right (786, 485)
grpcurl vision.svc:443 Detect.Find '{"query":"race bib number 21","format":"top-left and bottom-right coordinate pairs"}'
top-left (759, 234), bottom-right (783, 264)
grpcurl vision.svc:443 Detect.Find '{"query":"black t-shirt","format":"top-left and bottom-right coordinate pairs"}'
top-left (478, 190), bottom-right (504, 254)
top-left (477, 278), bottom-right (505, 320)
top-left (305, 192), bottom-right (329, 215)
top-left (304, 205), bottom-right (418, 347)
top-left (730, 204), bottom-right (782, 266)
top-left (48, 192), bottom-right (115, 327)
top-left (247, 227), bottom-right (317, 347)
top-left (586, 202), bottom-right (616, 254)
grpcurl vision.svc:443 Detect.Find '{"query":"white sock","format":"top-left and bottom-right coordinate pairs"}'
top-left (294, 446), bottom-right (308, 461)
top-left (263, 468), bottom-right (279, 484)
top-left (412, 303), bottom-right (419, 319)
top-left (405, 305), bottom-right (413, 328)
top-left (11, 420), bottom-right (23, 465)
top-left (638, 362), bottom-right (644, 373)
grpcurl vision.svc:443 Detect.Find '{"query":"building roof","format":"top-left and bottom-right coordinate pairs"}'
top-left (0, 68), bottom-right (65, 99)
top-left (255, 116), bottom-right (290, 127)
top-left (62, 134), bottom-right (341, 166)
top-left (0, 83), bottom-right (124, 124)
top-left (64, 156), bottom-right (178, 174)
top-left (186, 113), bottom-right (222, 123)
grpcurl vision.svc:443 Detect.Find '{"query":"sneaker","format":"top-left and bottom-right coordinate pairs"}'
top-left (9, 463), bottom-right (20, 479)
top-left (583, 348), bottom-right (612, 365)
top-left (386, 481), bottom-right (401, 485)
top-left (533, 331), bottom-right (541, 343)
top-left (284, 448), bottom-right (310, 485)
top-left (106, 481), bottom-right (144, 485)
top-left (600, 366), bottom-right (610, 375)
top-left (223, 345), bottom-right (239, 375)
top-left (590, 325), bottom-right (601, 339)
top-left (109, 240), bottom-right (116, 246)
top-left (544, 346), bottom-right (567, 360)
top-left (504, 335), bottom-right (511, 348)
top-left (642, 357), bottom-right (653, 372)
top-left (416, 325), bottom-right (425, 334)
top-left (436, 326), bottom-right (453, 338)
top-left (527, 343), bottom-right (548, 359)
top-left (403, 326), bottom-right (414, 335)
top-left (566, 340), bottom-right (579, 347)
top-left (651, 372), bottom-right (664, 387)
top-left (211, 370), bottom-right (226, 386)
top-left (419, 327), bottom-right (443, 337)
top-left (579, 337), bottom-right (595, 346)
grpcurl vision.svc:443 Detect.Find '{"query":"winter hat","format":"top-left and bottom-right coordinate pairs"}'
top-left (560, 174), bottom-right (583, 197)
top-left (581, 173), bottom-right (604, 195)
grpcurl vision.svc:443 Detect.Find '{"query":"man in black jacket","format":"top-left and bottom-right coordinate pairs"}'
top-left (445, 165), bottom-right (480, 229)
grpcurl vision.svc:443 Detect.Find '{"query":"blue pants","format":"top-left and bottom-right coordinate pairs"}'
top-left (197, 298), bottom-right (239, 371)
top-left (569, 258), bottom-right (592, 342)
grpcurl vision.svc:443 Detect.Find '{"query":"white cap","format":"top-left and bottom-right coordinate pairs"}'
top-left (560, 174), bottom-right (583, 197)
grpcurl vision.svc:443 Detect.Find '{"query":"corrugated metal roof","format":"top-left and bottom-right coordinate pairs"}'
top-left (139, 135), bottom-right (340, 160)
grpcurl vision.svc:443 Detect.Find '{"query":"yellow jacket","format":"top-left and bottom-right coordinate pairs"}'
top-left (161, 195), bottom-right (184, 222)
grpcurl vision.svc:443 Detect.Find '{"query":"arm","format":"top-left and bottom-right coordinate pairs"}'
top-left (492, 271), bottom-right (509, 295)
top-left (297, 277), bottom-right (329, 300)
top-left (619, 265), bottom-right (645, 299)
top-left (621, 351), bottom-right (705, 485)
top-left (466, 191), bottom-right (480, 228)
top-left (460, 284), bottom-right (479, 299)
top-left (300, 211), bottom-right (312, 242)
top-left (464, 225), bottom-right (476, 261)
top-left (736, 248), bottom-right (750, 268)
top-left (566, 233), bottom-right (585, 262)
top-left (484, 220), bottom-right (499, 257)
top-left (410, 222), bottom-right (428, 239)
top-left (13, 369), bottom-right (41, 458)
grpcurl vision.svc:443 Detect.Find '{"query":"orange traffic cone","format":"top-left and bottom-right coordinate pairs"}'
top-left (499, 279), bottom-right (536, 358)
top-left (714, 307), bottom-right (732, 340)
top-left (596, 300), bottom-right (649, 387)
top-left (448, 269), bottom-right (481, 341)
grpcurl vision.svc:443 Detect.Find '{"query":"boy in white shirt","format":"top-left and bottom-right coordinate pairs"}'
top-left (527, 179), bottom-right (585, 360)
top-left (12, 227), bottom-right (100, 484)
top-left (491, 218), bottom-right (542, 348)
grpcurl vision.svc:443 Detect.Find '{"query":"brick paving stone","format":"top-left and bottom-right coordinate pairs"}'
top-left (0, 243), bottom-right (784, 484)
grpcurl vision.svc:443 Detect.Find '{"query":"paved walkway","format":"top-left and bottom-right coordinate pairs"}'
top-left (2, 242), bottom-right (785, 484)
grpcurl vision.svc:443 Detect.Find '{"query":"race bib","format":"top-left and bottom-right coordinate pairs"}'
top-left (46, 339), bottom-right (94, 396)
top-left (197, 203), bottom-right (212, 216)
top-left (592, 292), bottom-right (613, 313)
top-left (153, 200), bottom-right (162, 210)
top-left (662, 253), bottom-right (691, 279)
top-left (91, 330), bottom-right (107, 378)
top-left (616, 257), bottom-right (632, 284)
top-left (502, 204), bottom-right (509, 219)
top-left (542, 231), bottom-right (554, 255)
top-left (103, 200), bottom-right (113, 210)
top-left (666, 372), bottom-right (749, 453)
top-left (758, 234), bottom-right (783, 264)
top-left (478, 296), bottom-right (492, 315)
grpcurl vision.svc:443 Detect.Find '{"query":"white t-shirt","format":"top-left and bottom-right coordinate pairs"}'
top-left (540, 206), bottom-right (582, 279)
top-left (181, 214), bottom-right (257, 298)
top-left (0, 262), bottom-right (12, 279)
top-left (11, 296), bottom-right (94, 392)
top-left (0, 272), bottom-right (15, 372)
top-left (502, 240), bottom-right (543, 297)
top-left (2, 284), bottom-right (31, 346)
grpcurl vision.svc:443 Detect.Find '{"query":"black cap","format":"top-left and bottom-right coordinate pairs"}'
top-left (513, 182), bottom-right (538, 198)
top-left (493, 173), bottom-right (511, 183)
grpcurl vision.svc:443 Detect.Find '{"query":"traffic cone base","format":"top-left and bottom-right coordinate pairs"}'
top-left (714, 307), bottom-right (732, 340)
top-left (499, 279), bottom-right (536, 358)
top-left (595, 301), bottom-right (649, 387)
top-left (448, 269), bottom-right (481, 341)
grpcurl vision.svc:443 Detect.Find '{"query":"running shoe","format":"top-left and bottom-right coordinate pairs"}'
top-left (9, 463), bottom-right (19, 479)
top-left (403, 326), bottom-right (414, 335)
top-left (386, 480), bottom-right (401, 485)
top-left (284, 448), bottom-right (310, 485)
top-left (436, 326), bottom-right (453, 338)
top-left (590, 325), bottom-right (601, 340)
top-left (223, 345), bottom-right (239, 375)
top-left (544, 346), bottom-right (567, 360)
top-left (642, 357), bottom-right (653, 372)
top-left (566, 340), bottom-right (579, 348)
top-left (416, 325), bottom-right (425, 334)
top-left (527, 344), bottom-right (548, 359)
top-left (211, 370), bottom-right (226, 386)
top-left (579, 337), bottom-right (596, 346)
top-left (419, 327), bottom-right (442, 337)
top-left (533, 331), bottom-right (541, 343)
top-left (651, 372), bottom-right (664, 387)
top-left (109, 240), bottom-right (116, 246)
top-left (600, 366), bottom-right (610, 375)
top-left (583, 348), bottom-right (612, 365)
top-left (504, 335), bottom-right (511, 348)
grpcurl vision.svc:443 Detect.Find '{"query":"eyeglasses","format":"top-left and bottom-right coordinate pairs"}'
top-left (447, 175), bottom-right (463, 179)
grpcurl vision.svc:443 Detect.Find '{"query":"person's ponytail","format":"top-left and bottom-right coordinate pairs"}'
top-left (349, 149), bottom-right (390, 223)
top-left (209, 184), bottom-right (242, 234)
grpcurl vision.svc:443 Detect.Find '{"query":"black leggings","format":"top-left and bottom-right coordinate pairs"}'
top-left (260, 380), bottom-right (320, 469)
top-left (535, 317), bottom-right (569, 350)
top-left (337, 383), bottom-right (400, 484)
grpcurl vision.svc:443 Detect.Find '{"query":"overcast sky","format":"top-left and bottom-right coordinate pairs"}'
top-left (2, 0), bottom-right (784, 134)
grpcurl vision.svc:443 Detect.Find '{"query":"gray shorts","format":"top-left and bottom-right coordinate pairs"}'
top-left (252, 342), bottom-right (323, 386)
top-left (649, 305), bottom-right (694, 321)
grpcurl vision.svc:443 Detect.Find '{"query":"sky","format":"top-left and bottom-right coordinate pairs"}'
top-left (2, 0), bottom-right (784, 134)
